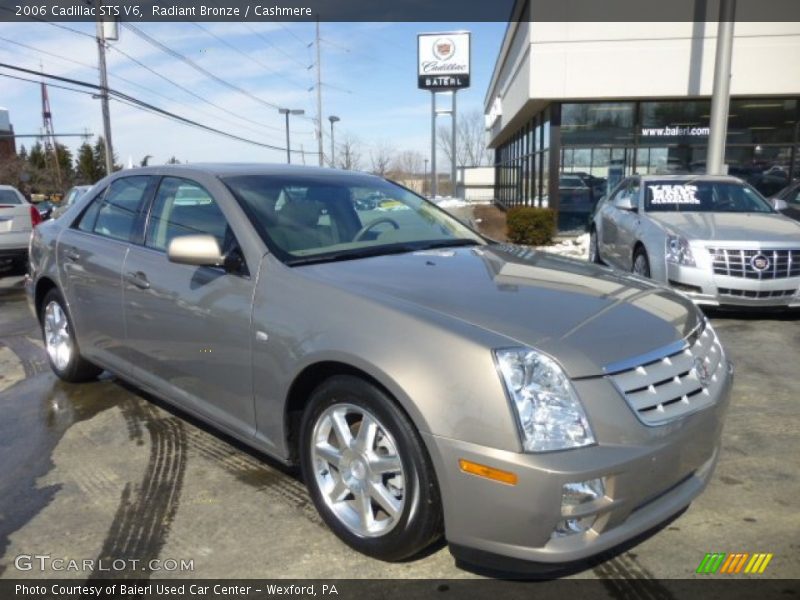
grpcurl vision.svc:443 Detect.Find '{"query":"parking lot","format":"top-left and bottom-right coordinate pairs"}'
top-left (0, 272), bottom-right (798, 581)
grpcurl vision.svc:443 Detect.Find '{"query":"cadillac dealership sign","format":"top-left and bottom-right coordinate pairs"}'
top-left (417, 32), bottom-right (471, 90)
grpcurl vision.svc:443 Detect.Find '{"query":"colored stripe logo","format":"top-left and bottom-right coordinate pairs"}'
top-left (696, 553), bottom-right (773, 574)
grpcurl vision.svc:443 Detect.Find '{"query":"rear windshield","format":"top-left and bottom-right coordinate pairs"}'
top-left (0, 189), bottom-right (23, 204)
top-left (644, 181), bottom-right (774, 213)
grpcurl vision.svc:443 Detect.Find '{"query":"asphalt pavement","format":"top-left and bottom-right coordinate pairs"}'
top-left (0, 274), bottom-right (798, 582)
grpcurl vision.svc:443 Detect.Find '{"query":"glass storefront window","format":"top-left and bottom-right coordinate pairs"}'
top-left (639, 100), bottom-right (711, 146)
top-left (562, 102), bottom-right (635, 145)
top-left (728, 99), bottom-right (799, 145)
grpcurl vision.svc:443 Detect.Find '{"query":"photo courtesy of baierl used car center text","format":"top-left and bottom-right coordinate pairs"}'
top-left (0, 0), bottom-right (799, 598)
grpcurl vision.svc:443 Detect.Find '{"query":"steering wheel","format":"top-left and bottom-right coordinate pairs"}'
top-left (353, 217), bottom-right (400, 241)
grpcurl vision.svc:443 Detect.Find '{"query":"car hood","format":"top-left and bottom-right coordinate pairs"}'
top-left (297, 244), bottom-right (702, 378)
top-left (649, 211), bottom-right (800, 242)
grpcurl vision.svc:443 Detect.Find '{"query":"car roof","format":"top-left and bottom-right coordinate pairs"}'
top-left (634, 174), bottom-right (743, 184)
top-left (0, 184), bottom-right (21, 191)
top-left (105, 163), bottom-right (383, 181)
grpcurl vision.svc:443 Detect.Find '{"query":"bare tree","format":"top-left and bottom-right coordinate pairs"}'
top-left (388, 150), bottom-right (425, 192)
top-left (369, 140), bottom-right (395, 176)
top-left (336, 134), bottom-right (362, 171)
top-left (437, 108), bottom-right (491, 169)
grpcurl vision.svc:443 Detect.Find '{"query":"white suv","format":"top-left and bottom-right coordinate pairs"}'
top-left (0, 185), bottom-right (41, 275)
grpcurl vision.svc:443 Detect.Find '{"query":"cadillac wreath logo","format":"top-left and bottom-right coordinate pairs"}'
top-left (433, 38), bottom-right (455, 61)
top-left (750, 254), bottom-right (771, 272)
top-left (693, 357), bottom-right (711, 387)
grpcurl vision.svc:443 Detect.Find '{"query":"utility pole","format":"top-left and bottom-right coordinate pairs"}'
top-left (40, 83), bottom-right (62, 187)
top-left (315, 20), bottom-right (324, 167)
top-left (95, 4), bottom-right (114, 177)
top-left (279, 108), bottom-right (305, 164)
top-left (707, 0), bottom-right (736, 175)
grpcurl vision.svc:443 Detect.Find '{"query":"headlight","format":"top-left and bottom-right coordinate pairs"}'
top-left (666, 234), bottom-right (696, 267)
top-left (494, 348), bottom-right (595, 452)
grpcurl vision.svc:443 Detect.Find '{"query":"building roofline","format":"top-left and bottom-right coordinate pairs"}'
top-left (484, 0), bottom-right (526, 109)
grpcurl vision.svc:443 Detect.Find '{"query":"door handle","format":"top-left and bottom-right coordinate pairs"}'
top-left (126, 271), bottom-right (151, 290)
top-left (65, 249), bottom-right (80, 262)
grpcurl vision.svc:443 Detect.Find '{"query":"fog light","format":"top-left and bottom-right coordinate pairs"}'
top-left (562, 478), bottom-right (605, 508)
top-left (553, 516), bottom-right (597, 537)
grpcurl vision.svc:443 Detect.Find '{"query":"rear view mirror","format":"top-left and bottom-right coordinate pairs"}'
top-left (771, 198), bottom-right (789, 211)
top-left (614, 195), bottom-right (637, 211)
top-left (167, 234), bottom-right (224, 267)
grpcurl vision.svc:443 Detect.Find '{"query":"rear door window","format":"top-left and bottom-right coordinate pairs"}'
top-left (92, 176), bottom-right (152, 242)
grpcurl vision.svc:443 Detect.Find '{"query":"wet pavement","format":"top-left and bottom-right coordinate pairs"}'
top-left (0, 274), bottom-right (798, 581)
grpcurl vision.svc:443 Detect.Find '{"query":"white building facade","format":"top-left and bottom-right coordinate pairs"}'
top-left (484, 7), bottom-right (800, 230)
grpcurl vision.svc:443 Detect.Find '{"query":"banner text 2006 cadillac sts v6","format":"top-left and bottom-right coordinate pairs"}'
top-left (26, 164), bottom-right (732, 571)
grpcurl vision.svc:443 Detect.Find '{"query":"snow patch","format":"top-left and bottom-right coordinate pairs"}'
top-left (535, 233), bottom-right (590, 260)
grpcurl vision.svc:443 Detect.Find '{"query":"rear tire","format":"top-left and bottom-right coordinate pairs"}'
top-left (589, 228), bottom-right (603, 264)
top-left (300, 375), bottom-right (443, 561)
top-left (632, 246), bottom-right (651, 278)
top-left (40, 289), bottom-right (102, 382)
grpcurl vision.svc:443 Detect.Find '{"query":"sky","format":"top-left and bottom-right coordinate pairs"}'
top-left (0, 21), bottom-right (505, 169)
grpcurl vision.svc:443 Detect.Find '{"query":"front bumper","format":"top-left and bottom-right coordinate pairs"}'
top-left (666, 262), bottom-right (800, 308)
top-left (424, 362), bottom-right (733, 567)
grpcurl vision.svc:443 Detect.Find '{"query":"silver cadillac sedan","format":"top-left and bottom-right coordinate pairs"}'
top-left (26, 164), bottom-right (732, 571)
top-left (589, 174), bottom-right (800, 308)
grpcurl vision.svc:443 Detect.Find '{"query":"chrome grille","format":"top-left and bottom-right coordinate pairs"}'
top-left (607, 323), bottom-right (725, 426)
top-left (708, 248), bottom-right (800, 279)
top-left (718, 287), bottom-right (796, 300)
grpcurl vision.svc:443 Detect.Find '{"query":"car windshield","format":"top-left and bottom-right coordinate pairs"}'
top-left (644, 180), bottom-right (774, 213)
top-left (0, 189), bottom-right (22, 205)
top-left (223, 174), bottom-right (485, 265)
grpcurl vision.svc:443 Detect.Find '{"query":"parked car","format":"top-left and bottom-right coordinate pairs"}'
top-left (27, 165), bottom-right (732, 570)
top-left (52, 184), bottom-right (92, 219)
top-left (34, 200), bottom-right (56, 221)
top-left (0, 184), bottom-right (41, 275)
top-left (770, 180), bottom-right (800, 222)
top-left (589, 174), bottom-right (800, 308)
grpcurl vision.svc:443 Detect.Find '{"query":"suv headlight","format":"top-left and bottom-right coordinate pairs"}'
top-left (666, 234), bottom-right (696, 267)
top-left (494, 348), bottom-right (595, 452)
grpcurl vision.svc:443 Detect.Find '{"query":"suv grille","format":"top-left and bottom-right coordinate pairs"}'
top-left (607, 323), bottom-right (725, 426)
top-left (708, 248), bottom-right (800, 279)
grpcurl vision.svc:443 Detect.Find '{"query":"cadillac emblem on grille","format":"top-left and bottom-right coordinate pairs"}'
top-left (750, 254), bottom-right (770, 272)
top-left (693, 356), bottom-right (711, 387)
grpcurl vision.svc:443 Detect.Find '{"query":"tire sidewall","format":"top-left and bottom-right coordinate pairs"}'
top-left (633, 248), bottom-right (651, 277)
top-left (300, 375), bottom-right (438, 561)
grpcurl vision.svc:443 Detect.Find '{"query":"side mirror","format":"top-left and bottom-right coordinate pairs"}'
top-left (771, 198), bottom-right (789, 211)
top-left (167, 234), bottom-right (224, 267)
top-left (614, 195), bottom-right (638, 211)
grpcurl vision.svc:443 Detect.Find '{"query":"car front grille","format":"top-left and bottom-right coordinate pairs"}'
top-left (606, 323), bottom-right (725, 426)
top-left (718, 287), bottom-right (796, 299)
top-left (708, 248), bottom-right (800, 279)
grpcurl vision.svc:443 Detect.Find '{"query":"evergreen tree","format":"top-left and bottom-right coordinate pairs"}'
top-left (28, 142), bottom-right (47, 170)
top-left (75, 141), bottom-right (102, 183)
top-left (92, 136), bottom-right (121, 176)
top-left (166, 156), bottom-right (181, 164)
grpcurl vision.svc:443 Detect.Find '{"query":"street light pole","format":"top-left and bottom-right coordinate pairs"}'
top-left (424, 159), bottom-right (429, 196)
top-left (278, 108), bottom-right (305, 165)
top-left (328, 115), bottom-right (340, 168)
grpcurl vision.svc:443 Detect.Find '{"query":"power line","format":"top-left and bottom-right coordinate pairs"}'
top-left (0, 62), bottom-right (319, 155)
top-left (239, 22), bottom-right (310, 69)
top-left (122, 23), bottom-right (315, 123)
top-left (107, 44), bottom-right (306, 136)
top-left (190, 22), bottom-right (307, 90)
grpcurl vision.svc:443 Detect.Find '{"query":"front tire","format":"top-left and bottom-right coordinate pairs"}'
top-left (300, 375), bottom-right (442, 561)
top-left (40, 289), bottom-right (102, 382)
top-left (632, 246), bottom-right (651, 278)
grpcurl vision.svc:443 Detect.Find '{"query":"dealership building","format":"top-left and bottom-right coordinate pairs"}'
top-left (484, 8), bottom-right (800, 230)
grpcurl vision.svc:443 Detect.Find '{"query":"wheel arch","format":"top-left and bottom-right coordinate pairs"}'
top-left (34, 276), bottom-right (59, 322)
top-left (283, 360), bottom-right (427, 465)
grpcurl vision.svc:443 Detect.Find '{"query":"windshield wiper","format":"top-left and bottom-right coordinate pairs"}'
top-left (413, 239), bottom-right (482, 250)
top-left (286, 239), bottom-right (481, 267)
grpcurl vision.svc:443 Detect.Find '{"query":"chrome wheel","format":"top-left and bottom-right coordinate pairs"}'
top-left (43, 300), bottom-right (73, 372)
top-left (311, 403), bottom-right (405, 538)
